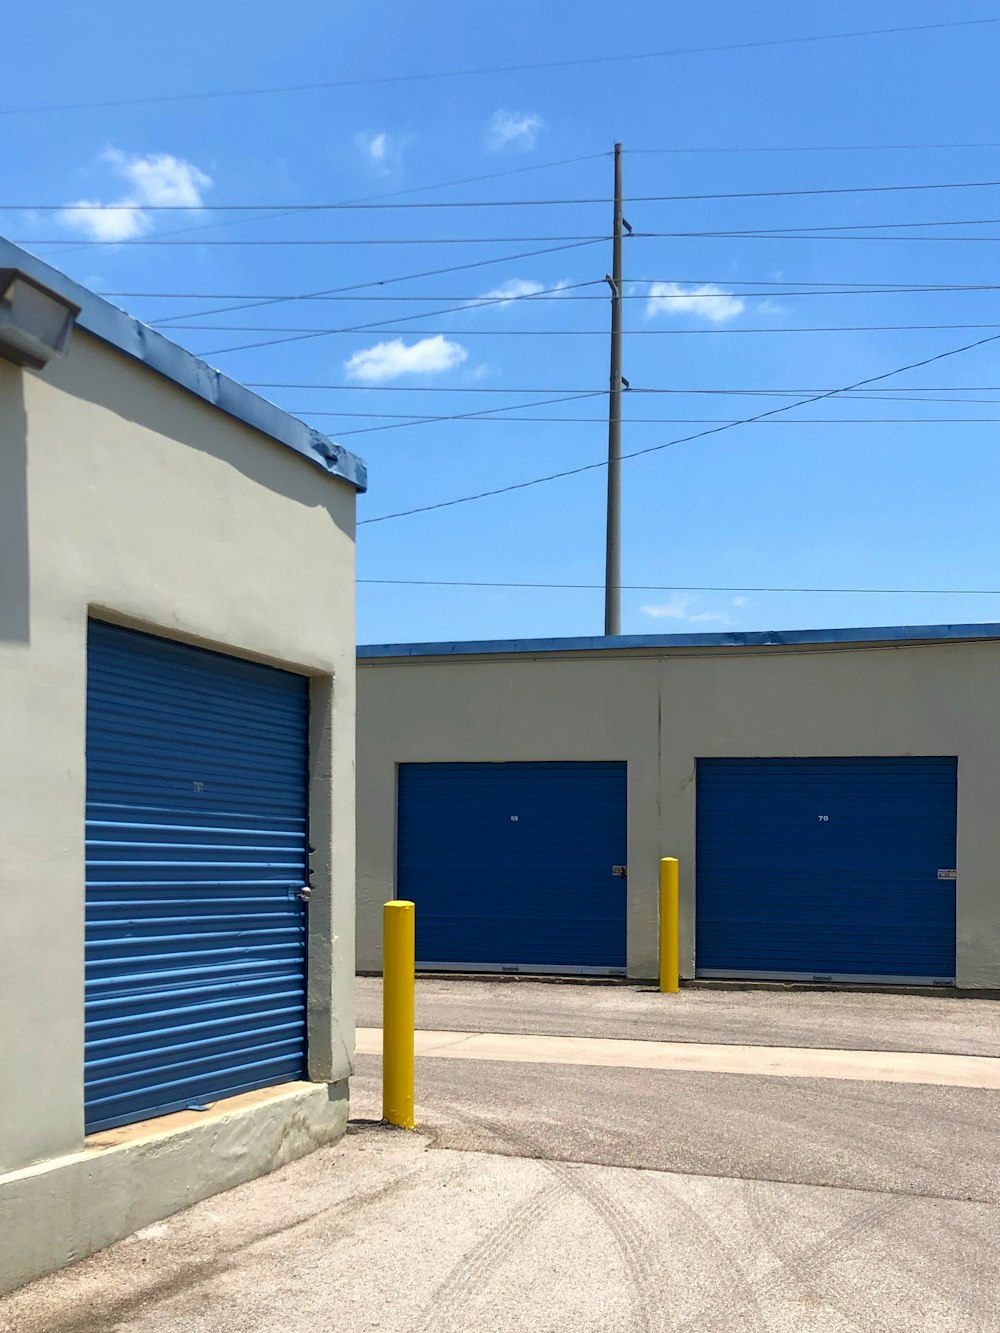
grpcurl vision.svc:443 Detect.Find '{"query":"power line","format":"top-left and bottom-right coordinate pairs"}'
top-left (359, 578), bottom-right (1000, 595)
top-left (306, 413), bottom-right (1000, 427)
top-left (148, 272), bottom-right (1000, 326)
top-left (330, 391), bottom-right (609, 438)
top-left (629, 141), bottom-right (1000, 154)
top-left (3, 17), bottom-right (992, 115)
top-left (40, 231), bottom-right (1000, 249)
top-left (22, 234), bottom-right (610, 245)
top-left (20, 178), bottom-right (1000, 212)
top-left (639, 216), bottom-right (1000, 235)
top-left (90, 285), bottom-right (1000, 301)
top-left (178, 323), bottom-right (1000, 336)
top-left (191, 274), bottom-right (601, 358)
top-left (245, 382), bottom-right (1000, 396)
top-left (148, 244), bottom-right (606, 342)
top-left (41, 152), bottom-right (611, 257)
top-left (637, 230), bottom-right (1000, 244)
top-left (358, 330), bottom-right (1000, 525)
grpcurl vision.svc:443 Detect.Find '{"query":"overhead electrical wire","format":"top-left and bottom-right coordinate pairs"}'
top-left (149, 255), bottom-right (1000, 333)
top-left (629, 141), bottom-right (1000, 154)
top-left (19, 176), bottom-right (1000, 212)
top-left (41, 152), bottom-right (611, 257)
top-left (358, 578), bottom-right (1000, 595)
top-left (303, 413), bottom-right (1000, 427)
top-left (21, 234), bottom-right (611, 245)
top-left (147, 243), bottom-right (606, 336)
top-left (3, 16), bottom-right (993, 115)
top-left (244, 382), bottom-right (1000, 394)
top-left (190, 274), bottom-right (605, 357)
top-left (637, 216), bottom-right (1000, 235)
top-left (95, 283), bottom-right (1000, 301)
top-left (178, 323), bottom-right (1000, 337)
top-left (326, 391), bottom-right (610, 438)
top-left (358, 330), bottom-right (1000, 524)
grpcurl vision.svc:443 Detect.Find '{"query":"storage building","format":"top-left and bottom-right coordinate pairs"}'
top-left (0, 238), bottom-right (366, 1293)
top-left (357, 625), bottom-right (1000, 989)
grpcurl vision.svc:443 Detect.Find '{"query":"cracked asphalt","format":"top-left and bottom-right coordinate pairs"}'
top-left (3, 979), bottom-right (999, 1332)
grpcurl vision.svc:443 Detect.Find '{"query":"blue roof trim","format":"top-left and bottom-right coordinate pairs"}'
top-left (359, 621), bottom-right (1000, 659)
top-left (0, 236), bottom-right (366, 492)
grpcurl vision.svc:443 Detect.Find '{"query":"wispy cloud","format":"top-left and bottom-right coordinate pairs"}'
top-left (485, 110), bottom-right (543, 153)
top-left (639, 594), bottom-right (740, 624)
top-left (344, 335), bottom-right (468, 384)
top-left (465, 362), bottom-right (498, 382)
top-left (645, 281), bottom-right (745, 324)
top-left (355, 130), bottom-right (410, 173)
top-left (57, 150), bottom-right (212, 241)
top-left (471, 278), bottom-right (557, 310)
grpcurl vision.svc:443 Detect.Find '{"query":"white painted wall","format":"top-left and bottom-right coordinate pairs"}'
top-left (0, 333), bottom-right (357, 1180)
top-left (356, 640), bottom-right (1000, 987)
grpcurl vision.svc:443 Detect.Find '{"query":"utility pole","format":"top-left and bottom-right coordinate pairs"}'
top-left (604, 142), bottom-right (627, 636)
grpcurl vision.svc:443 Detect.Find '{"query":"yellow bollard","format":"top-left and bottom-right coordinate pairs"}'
top-left (658, 858), bottom-right (680, 994)
top-left (382, 899), bottom-right (415, 1128)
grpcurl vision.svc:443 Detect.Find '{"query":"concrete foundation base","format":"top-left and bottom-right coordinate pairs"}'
top-left (0, 1079), bottom-right (349, 1297)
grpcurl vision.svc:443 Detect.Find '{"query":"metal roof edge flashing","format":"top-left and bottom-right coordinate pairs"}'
top-left (0, 235), bottom-right (366, 492)
top-left (358, 621), bottom-right (1000, 660)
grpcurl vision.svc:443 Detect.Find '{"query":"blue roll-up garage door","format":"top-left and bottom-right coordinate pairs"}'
top-left (397, 761), bottom-right (627, 973)
top-left (696, 757), bottom-right (957, 984)
top-left (85, 621), bottom-right (310, 1133)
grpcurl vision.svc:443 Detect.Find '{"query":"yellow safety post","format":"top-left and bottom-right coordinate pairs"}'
top-left (382, 899), bottom-right (415, 1128)
top-left (658, 858), bottom-right (680, 994)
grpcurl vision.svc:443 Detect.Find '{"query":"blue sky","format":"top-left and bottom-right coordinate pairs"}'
top-left (6, 1), bottom-right (1000, 643)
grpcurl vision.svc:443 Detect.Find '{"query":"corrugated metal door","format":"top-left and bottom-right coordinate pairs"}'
top-left (397, 761), bottom-right (627, 973)
top-left (85, 621), bottom-right (310, 1133)
top-left (696, 757), bottom-right (957, 984)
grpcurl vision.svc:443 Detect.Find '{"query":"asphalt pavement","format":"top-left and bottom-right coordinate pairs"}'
top-left (356, 973), bottom-right (1000, 1055)
top-left (3, 977), bottom-right (999, 1332)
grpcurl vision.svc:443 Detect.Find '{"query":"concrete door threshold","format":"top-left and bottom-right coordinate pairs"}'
top-left (85, 1081), bottom-right (318, 1151)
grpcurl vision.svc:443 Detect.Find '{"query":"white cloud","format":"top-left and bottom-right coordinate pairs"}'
top-left (465, 362), bottom-right (497, 382)
top-left (105, 150), bottom-right (211, 207)
top-left (732, 596), bottom-right (750, 608)
top-left (58, 149), bottom-right (211, 241)
top-left (645, 281), bottom-right (745, 324)
top-left (486, 110), bottom-right (543, 152)
top-left (639, 594), bottom-right (732, 624)
top-left (57, 201), bottom-right (152, 242)
top-left (344, 335), bottom-right (468, 384)
top-left (474, 278), bottom-right (546, 307)
top-left (355, 130), bottom-right (410, 173)
top-left (469, 278), bottom-right (569, 310)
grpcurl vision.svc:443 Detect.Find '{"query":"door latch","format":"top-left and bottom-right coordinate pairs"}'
top-left (612, 865), bottom-right (627, 878)
top-left (297, 884), bottom-right (312, 902)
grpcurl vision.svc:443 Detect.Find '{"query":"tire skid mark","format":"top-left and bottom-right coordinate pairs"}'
top-left (545, 1160), bottom-right (659, 1333)
top-left (416, 1179), bottom-right (563, 1333)
top-left (674, 1181), bottom-right (901, 1333)
top-left (654, 1179), bottom-right (769, 1333)
top-left (430, 1099), bottom-right (673, 1332)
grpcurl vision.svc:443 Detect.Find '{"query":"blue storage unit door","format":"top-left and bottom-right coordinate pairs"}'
top-left (85, 621), bottom-right (310, 1133)
top-left (696, 757), bottom-right (958, 984)
top-left (397, 761), bottom-right (627, 973)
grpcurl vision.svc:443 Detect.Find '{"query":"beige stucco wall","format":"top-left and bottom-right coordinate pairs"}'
top-left (0, 332), bottom-right (357, 1182)
top-left (356, 639), bottom-right (1000, 988)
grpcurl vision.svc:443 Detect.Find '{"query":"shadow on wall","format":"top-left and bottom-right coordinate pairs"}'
top-left (0, 363), bottom-right (29, 643)
top-left (57, 335), bottom-right (355, 537)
